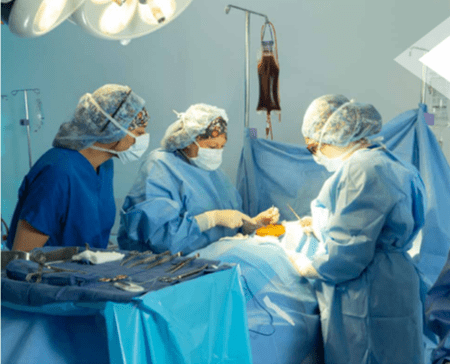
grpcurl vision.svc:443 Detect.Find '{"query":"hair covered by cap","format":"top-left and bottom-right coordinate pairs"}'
top-left (302, 94), bottom-right (382, 146)
top-left (53, 84), bottom-right (145, 151)
top-left (161, 103), bottom-right (228, 152)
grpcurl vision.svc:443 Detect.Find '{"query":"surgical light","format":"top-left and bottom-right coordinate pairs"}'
top-left (35, 0), bottom-right (67, 33)
top-left (6, 0), bottom-right (85, 37)
top-left (99, 0), bottom-right (136, 35)
top-left (3, 0), bottom-right (193, 42)
top-left (138, 0), bottom-right (176, 25)
top-left (71, 0), bottom-right (192, 41)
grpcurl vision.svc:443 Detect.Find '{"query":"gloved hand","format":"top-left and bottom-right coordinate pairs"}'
top-left (254, 207), bottom-right (280, 227)
top-left (299, 216), bottom-right (314, 235)
top-left (213, 210), bottom-right (252, 229)
top-left (195, 210), bottom-right (253, 231)
top-left (287, 252), bottom-right (319, 278)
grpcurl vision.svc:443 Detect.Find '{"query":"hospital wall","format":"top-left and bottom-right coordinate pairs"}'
top-left (2, 0), bottom-right (450, 242)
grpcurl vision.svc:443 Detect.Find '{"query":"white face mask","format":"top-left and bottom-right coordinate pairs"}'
top-left (91, 133), bottom-right (150, 164)
top-left (190, 141), bottom-right (223, 171)
top-left (87, 95), bottom-right (150, 164)
top-left (313, 143), bottom-right (361, 172)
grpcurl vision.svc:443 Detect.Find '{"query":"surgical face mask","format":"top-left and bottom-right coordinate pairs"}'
top-left (91, 133), bottom-right (150, 164)
top-left (313, 143), bottom-right (361, 172)
top-left (190, 141), bottom-right (223, 171)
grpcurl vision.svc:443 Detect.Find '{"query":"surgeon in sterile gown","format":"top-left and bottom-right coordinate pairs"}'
top-left (118, 103), bottom-right (279, 254)
top-left (289, 95), bottom-right (426, 364)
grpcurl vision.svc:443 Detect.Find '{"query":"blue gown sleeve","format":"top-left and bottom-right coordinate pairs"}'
top-left (18, 165), bottom-right (68, 237)
top-left (119, 160), bottom-right (203, 254)
top-left (311, 164), bottom-right (391, 284)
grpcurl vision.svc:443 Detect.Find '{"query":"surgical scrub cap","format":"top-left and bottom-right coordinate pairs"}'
top-left (53, 84), bottom-right (146, 151)
top-left (302, 94), bottom-right (382, 147)
top-left (161, 103), bottom-right (229, 152)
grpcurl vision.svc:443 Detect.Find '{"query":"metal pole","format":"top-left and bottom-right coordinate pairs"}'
top-left (225, 5), bottom-right (269, 129)
top-left (409, 47), bottom-right (429, 105)
top-left (23, 90), bottom-right (33, 169)
top-left (421, 63), bottom-right (427, 105)
top-left (245, 11), bottom-right (250, 128)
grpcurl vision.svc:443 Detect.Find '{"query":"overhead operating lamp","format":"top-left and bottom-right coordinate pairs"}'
top-left (3, 0), bottom-right (86, 37)
top-left (1, 0), bottom-right (193, 42)
top-left (70, 0), bottom-right (191, 42)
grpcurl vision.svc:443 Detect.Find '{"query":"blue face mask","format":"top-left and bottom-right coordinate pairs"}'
top-left (190, 141), bottom-right (223, 171)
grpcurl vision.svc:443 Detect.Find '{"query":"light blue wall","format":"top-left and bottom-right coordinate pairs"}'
top-left (2, 0), bottom-right (450, 237)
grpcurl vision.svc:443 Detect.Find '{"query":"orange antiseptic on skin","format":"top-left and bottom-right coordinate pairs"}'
top-left (256, 224), bottom-right (286, 237)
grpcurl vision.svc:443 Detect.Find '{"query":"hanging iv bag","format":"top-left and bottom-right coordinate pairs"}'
top-left (428, 71), bottom-right (449, 126)
top-left (256, 22), bottom-right (281, 140)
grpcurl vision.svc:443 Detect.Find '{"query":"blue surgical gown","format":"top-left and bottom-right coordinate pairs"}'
top-left (425, 249), bottom-right (450, 364)
top-left (117, 149), bottom-right (243, 254)
top-left (310, 146), bottom-right (426, 364)
top-left (6, 148), bottom-right (115, 250)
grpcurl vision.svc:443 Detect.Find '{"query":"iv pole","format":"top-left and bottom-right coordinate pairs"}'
top-left (409, 47), bottom-right (429, 105)
top-left (11, 88), bottom-right (41, 169)
top-left (225, 5), bottom-right (269, 129)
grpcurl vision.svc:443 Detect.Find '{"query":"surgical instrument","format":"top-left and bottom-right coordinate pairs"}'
top-left (25, 265), bottom-right (88, 283)
top-left (166, 253), bottom-right (200, 273)
top-left (98, 274), bottom-right (128, 282)
top-left (120, 250), bottom-right (153, 266)
top-left (146, 252), bottom-right (182, 269)
top-left (287, 204), bottom-right (301, 220)
top-left (159, 263), bottom-right (209, 283)
top-left (127, 250), bottom-right (170, 268)
top-left (113, 281), bottom-right (145, 293)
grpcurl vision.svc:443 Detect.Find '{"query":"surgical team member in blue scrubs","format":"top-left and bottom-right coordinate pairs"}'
top-left (290, 95), bottom-right (426, 363)
top-left (7, 84), bottom-right (150, 252)
top-left (118, 103), bottom-right (279, 254)
top-left (425, 248), bottom-right (450, 364)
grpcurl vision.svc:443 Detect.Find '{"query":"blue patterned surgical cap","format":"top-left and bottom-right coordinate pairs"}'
top-left (302, 94), bottom-right (382, 147)
top-left (161, 103), bottom-right (228, 152)
top-left (53, 84), bottom-right (146, 151)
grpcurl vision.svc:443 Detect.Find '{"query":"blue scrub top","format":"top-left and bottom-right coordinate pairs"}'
top-left (6, 148), bottom-right (115, 250)
top-left (118, 149), bottom-right (243, 254)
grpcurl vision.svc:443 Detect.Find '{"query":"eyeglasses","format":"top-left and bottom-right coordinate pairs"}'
top-left (306, 142), bottom-right (319, 155)
top-left (129, 108), bottom-right (149, 130)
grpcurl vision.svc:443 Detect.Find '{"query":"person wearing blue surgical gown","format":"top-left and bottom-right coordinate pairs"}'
top-left (7, 84), bottom-right (150, 252)
top-left (425, 248), bottom-right (450, 364)
top-left (289, 95), bottom-right (426, 363)
top-left (118, 103), bottom-right (279, 255)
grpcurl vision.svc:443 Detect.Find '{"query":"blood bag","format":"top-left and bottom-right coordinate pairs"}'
top-left (257, 22), bottom-right (280, 140)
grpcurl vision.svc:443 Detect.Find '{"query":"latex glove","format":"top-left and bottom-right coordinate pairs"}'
top-left (195, 210), bottom-right (252, 231)
top-left (287, 252), bottom-right (320, 279)
top-left (299, 216), bottom-right (314, 236)
top-left (214, 210), bottom-right (253, 229)
top-left (254, 207), bottom-right (280, 227)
